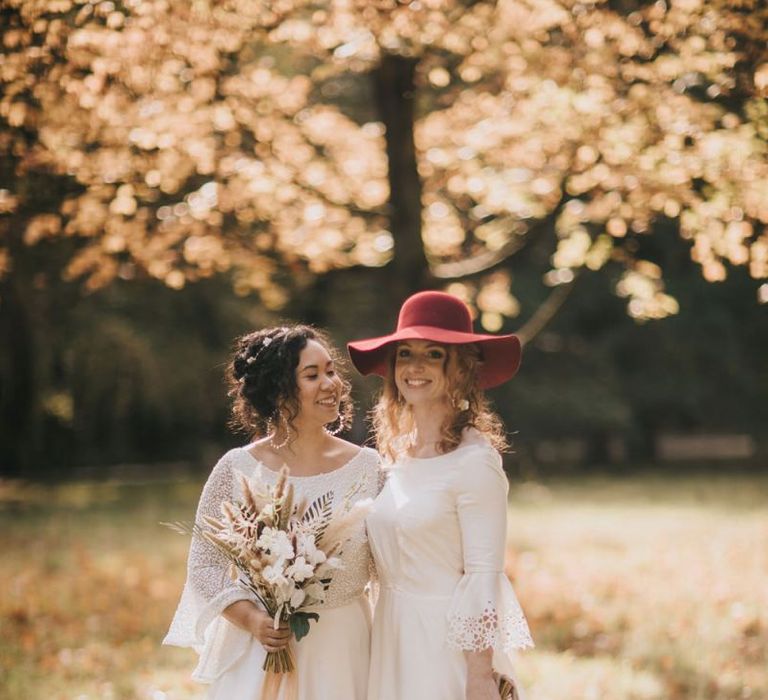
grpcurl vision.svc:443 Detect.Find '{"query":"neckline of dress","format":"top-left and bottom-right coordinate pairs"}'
top-left (401, 429), bottom-right (488, 463)
top-left (402, 444), bottom-right (470, 463)
top-left (239, 445), bottom-right (368, 480)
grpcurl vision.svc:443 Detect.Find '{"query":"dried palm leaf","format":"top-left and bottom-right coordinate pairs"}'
top-left (318, 498), bottom-right (372, 550)
top-left (300, 491), bottom-right (334, 541)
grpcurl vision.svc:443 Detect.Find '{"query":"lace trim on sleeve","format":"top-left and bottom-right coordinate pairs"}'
top-left (447, 601), bottom-right (534, 653)
top-left (446, 571), bottom-right (534, 654)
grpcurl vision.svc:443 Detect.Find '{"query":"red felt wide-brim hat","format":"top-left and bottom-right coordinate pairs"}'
top-left (347, 291), bottom-right (521, 389)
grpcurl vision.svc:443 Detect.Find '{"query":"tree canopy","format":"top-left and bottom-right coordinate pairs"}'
top-left (2, 0), bottom-right (768, 474)
top-left (3, 0), bottom-right (767, 324)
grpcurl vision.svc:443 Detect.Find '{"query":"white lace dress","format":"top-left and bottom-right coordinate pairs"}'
top-left (366, 429), bottom-right (533, 700)
top-left (164, 445), bottom-right (382, 700)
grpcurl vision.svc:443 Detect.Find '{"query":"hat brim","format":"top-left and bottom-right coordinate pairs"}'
top-left (347, 325), bottom-right (521, 389)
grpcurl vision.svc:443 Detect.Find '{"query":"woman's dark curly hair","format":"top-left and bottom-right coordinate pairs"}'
top-left (227, 325), bottom-right (353, 441)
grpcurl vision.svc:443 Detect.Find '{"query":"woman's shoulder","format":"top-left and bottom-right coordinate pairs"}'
top-left (208, 446), bottom-right (239, 470)
top-left (221, 444), bottom-right (254, 466)
top-left (456, 427), bottom-right (501, 460)
top-left (196, 447), bottom-right (249, 502)
top-left (448, 429), bottom-right (506, 483)
top-left (204, 446), bottom-right (256, 481)
top-left (349, 443), bottom-right (383, 484)
top-left (331, 441), bottom-right (384, 493)
top-left (357, 443), bottom-right (382, 463)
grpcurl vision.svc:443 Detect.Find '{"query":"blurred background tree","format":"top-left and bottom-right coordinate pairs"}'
top-left (1, 0), bottom-right (766, 475)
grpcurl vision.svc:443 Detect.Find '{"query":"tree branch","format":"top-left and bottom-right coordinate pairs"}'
top-left (516, 276), bottom-right (577, 347)
top-left (430, 234), bottom-right (526, 278)
top-left (430, 191), bottom-right (570, 281)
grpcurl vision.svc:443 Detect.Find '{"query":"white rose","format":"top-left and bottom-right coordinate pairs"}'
top-left (270, 530), bottom-right (295, 562)
top-left (256, 527), bottom-right (277, 550)
top-left (262, 564), bottom-right (288, 587)
top-left (285, 556), bottom-right (314, 583)
top-left (296, 534), bottom-right (327, 566)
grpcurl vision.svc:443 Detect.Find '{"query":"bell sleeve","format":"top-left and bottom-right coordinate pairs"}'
top-left (446, 447), bottom-right (534, 668)
top-left (163, 451), bottom-right (258, 682)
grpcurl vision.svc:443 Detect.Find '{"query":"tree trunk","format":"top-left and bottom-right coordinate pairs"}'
top-left (290, 53), bottom-right (431, 333)
top-left (374, 52), bottom-right (431, 297)
top-left (0, 255), bottom-right (38, 476)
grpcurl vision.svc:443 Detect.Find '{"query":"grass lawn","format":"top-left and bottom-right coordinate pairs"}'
top-left (1, 471), bottom-right (766, 700)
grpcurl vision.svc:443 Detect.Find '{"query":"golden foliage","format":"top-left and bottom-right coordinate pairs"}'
top-left (1, 0), bottom-right (766, 314)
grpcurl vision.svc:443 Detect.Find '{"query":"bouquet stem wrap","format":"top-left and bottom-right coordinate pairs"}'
top-left (260, 644), bottom-right (298, 700)
top-left (263, 646), bottom-right (294, 674)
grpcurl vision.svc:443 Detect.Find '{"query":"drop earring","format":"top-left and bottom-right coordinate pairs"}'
top-left (452, 395), bottom-right (470, 411)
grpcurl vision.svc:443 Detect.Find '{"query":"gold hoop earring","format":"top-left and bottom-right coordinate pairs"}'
top-left (325, 414), bottom-right (345, 436)
top-left (268, 414), bottom-right (291, 450)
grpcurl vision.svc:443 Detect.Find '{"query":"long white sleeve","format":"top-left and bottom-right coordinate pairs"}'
top-left (163, 451), bottom-right (256, 682)
top-left (446, 448), bottom-right (533, 656)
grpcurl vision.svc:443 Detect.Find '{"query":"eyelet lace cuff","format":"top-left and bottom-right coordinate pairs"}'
top-left (446, 571), bottom-right (534, 653)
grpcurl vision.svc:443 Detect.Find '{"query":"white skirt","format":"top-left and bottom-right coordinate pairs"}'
top-left (368, 587), bottom-right (525, 700)
top-left (368, 587), bottom-right (467, 700)
top-left (207, 596), bottom-right (371, 700)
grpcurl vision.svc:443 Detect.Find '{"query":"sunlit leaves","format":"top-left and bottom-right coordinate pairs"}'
top-left (476, 271), bottom-right (520, 330)
top-left (413, 0), bottom-right (768, 318)
top-left (1, 0), bottom-right (766, 317)
top-left (616, 263), bottom-right (680, 321)
top-left (1, 0), bottom-right (394, 297)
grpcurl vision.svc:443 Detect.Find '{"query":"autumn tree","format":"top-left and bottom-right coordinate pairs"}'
top-left (4, 0), bottom-right (768, 306)
top-left (2, 0), bottom-right (768, 470)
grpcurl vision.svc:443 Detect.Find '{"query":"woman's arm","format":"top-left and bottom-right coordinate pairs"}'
top-left (181, 454), bottom-right (261, 641)
top-left (451, 447), bottom-right (531, 700)
top-left (465, 647), bottom-right (500, 700)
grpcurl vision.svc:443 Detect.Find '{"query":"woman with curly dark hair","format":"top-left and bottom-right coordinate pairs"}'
top-left (164, 325), bottom-right (381, 700)
top-left (348, 291), bottom-right (533, 700)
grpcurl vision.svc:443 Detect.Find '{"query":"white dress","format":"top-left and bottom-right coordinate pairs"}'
top-left (366, 429), bottom-right (533, 700)
top-left (164, 445), bottom-right (382, 700)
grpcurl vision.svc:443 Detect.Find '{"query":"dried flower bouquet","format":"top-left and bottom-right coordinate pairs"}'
top-left (165, 465), bottom-right (371, 674)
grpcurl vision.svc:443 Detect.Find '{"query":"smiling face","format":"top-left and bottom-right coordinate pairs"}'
top-left (294, 339), bottom-right (344, 425)
top-left (393, 339), bottom-right (451, 409)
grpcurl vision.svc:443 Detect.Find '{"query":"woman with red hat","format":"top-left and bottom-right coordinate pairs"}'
top-left (348, 291), bottom-right (533, 700)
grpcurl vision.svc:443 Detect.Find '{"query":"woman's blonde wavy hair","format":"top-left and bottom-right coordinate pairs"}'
top-left (371, 342), bottom-right (509, 462)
